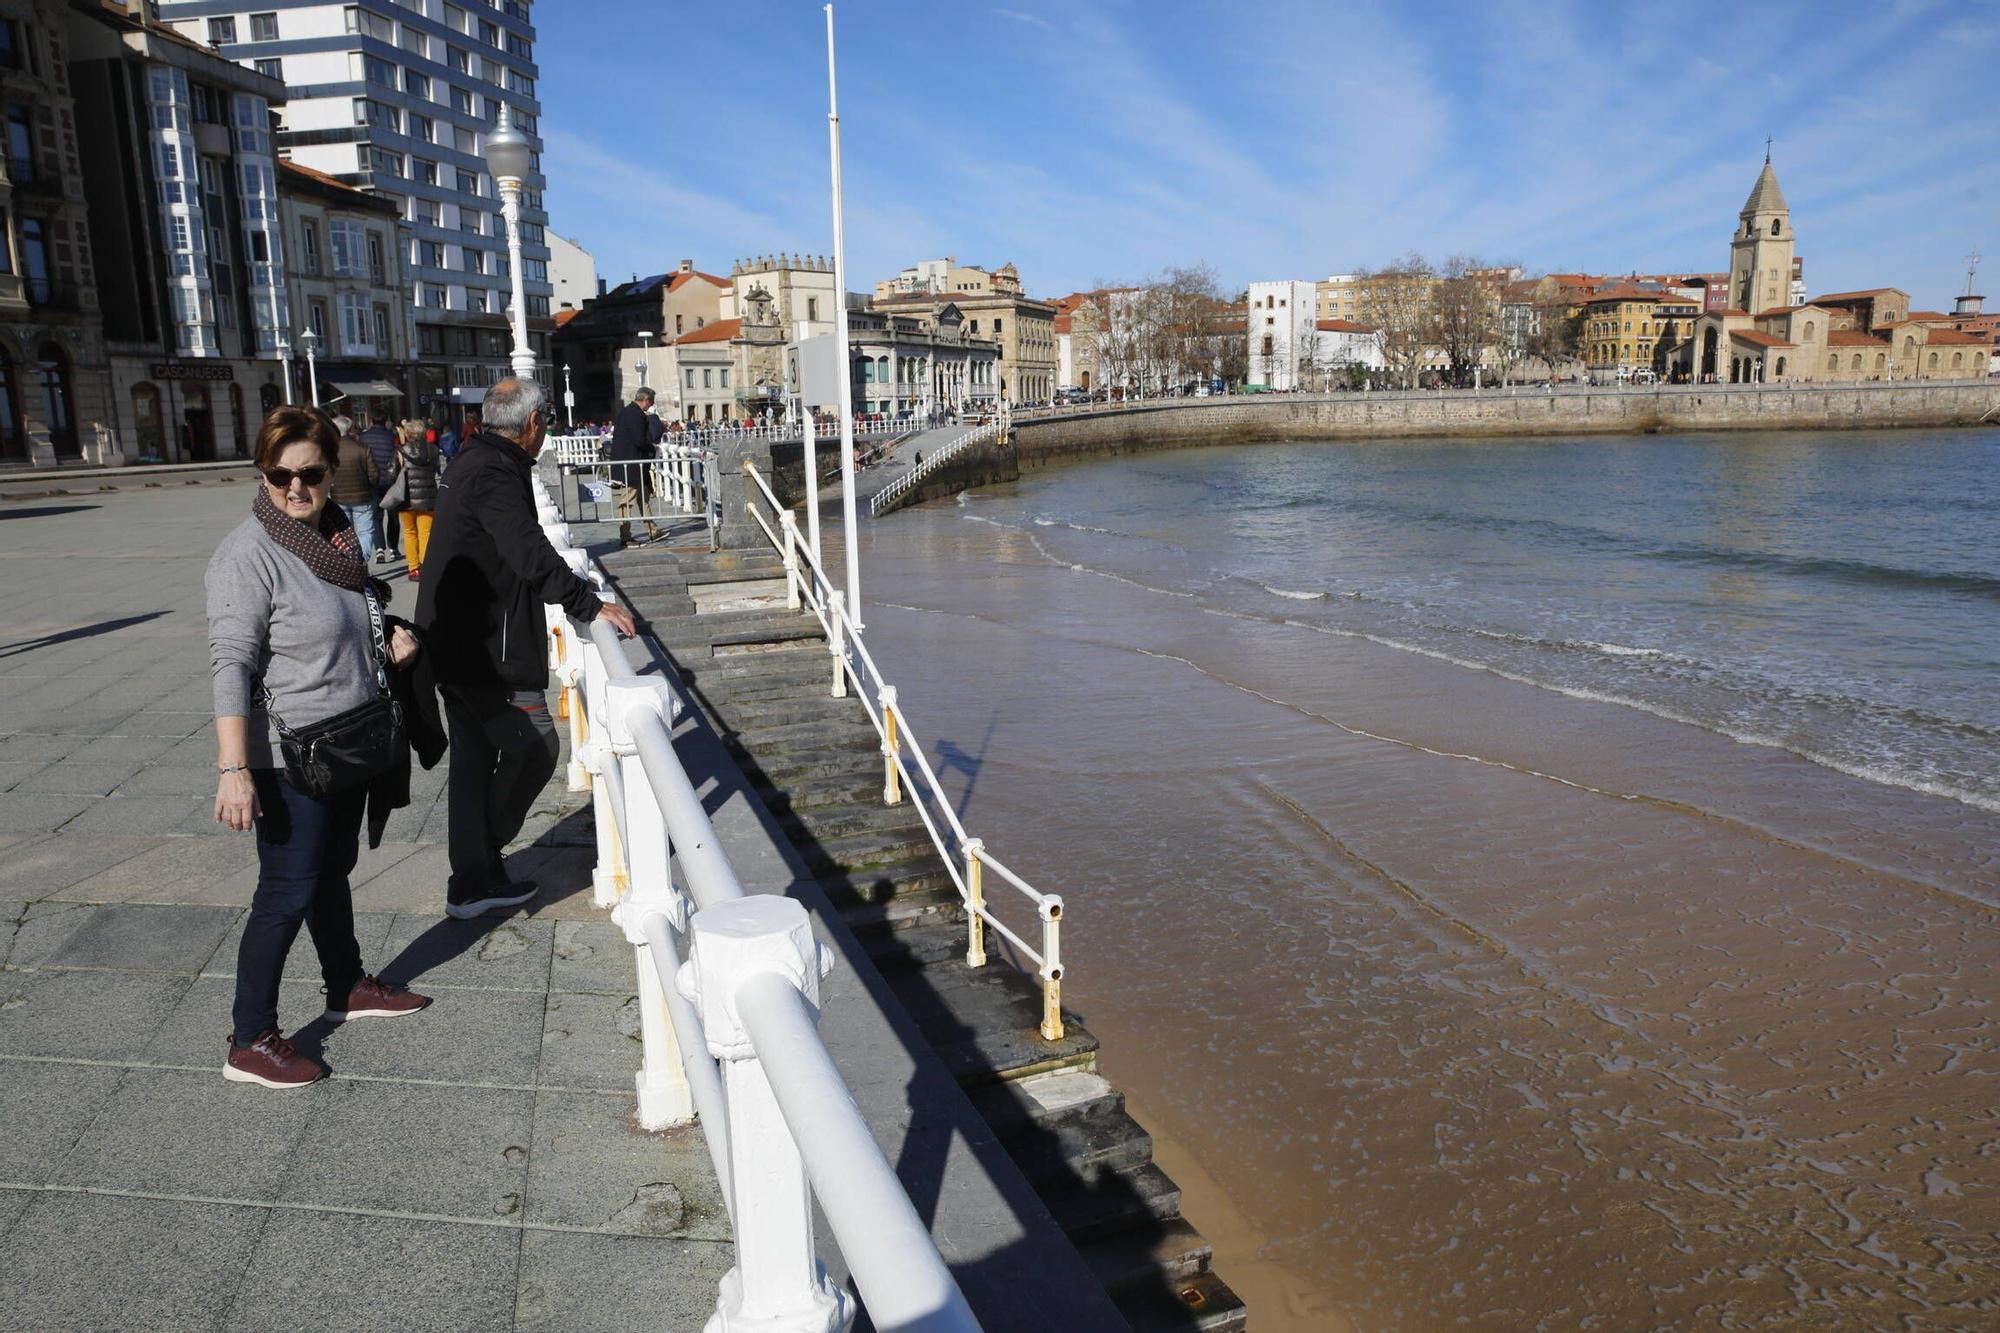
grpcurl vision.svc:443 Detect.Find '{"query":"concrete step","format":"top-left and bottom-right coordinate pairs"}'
top-left (818, 865), bottom-right (961, 911)
top-left (659, 620), bottom-right (828, 656)
top-left (1118, 1268), bottom-right (1247, 1333)
top-left (1041, 1161), bottom-right (1182, 1243)
top-left (752, 769), bottom-right (895, 812)
top-left (682, 652), bottom-right (838, 692)
top-left (967, 1069), bottom-right (1128, 1142)
top-left (929, 1017), bottom-right (1099, 1087)
top-left (1003, 1102), bottom-right (1156, 1192)
top-left (845, 903), bottom-right (970, 965)
top-left (1080, 1217), bottom-right (1215, 1293)
top-left (777, 797), bottom-right (929, 843)
top-left (801, 826), bottom-right (940, 875)
top-left (727, 714), bottom-right (880, 752)
top-left (734, 743), bottom-right (881, 785)
top-left (720, 692), bottom-right (870, 730)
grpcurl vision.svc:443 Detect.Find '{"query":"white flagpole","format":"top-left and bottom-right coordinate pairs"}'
top-left (825, 3), bottom-right (861, 632)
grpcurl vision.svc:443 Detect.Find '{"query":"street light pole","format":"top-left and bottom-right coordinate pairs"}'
top-left (483, 103), bottom-right (536, 381)
top-left (299, 327), bottom-right (320, 407)
top-left (637, 329), bottom-right (653, 399)
top-left (562, 362), bottom-right (575, 428)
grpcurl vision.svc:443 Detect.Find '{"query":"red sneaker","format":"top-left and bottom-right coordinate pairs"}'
top-left (326, 974), bottom-right (431, 1022)
top-left (224, 1029), bottom-right (327, 1089)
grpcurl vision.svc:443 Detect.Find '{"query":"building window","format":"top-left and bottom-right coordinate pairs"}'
top-left (411, 114), bottom-right (434, 143)
top-left (460, 209), bottom-right (482, 235)
top-left (250, 12), bottom-right (279, 41)
top-left (373, 304), bottom-right (393, 353)
top-left (367, 231), bottom-right (386, 283)
top-left (20, 216), bottom-right (49, 304)
top-left (208, 16), bottom-right (237, 44)
top-left (702, 369), bottom-right (713, 388)
top-left (300, 221), bottom-right (321, 275)
top-left (720, 369), bottom-right (730, 389)
top-left (461, 246), bottom-right (483, 274)
top-left (456, 169), bottom-right (479, 197)
top-left (0, 346), bottom-right (20, 461)
top-left (4, 104), bottom-right (33, 184)
top-left (309, 301), bottom-right (327, 339)
top-left (35, 342), bottom-right (74, 454)
top-left (414, 158), bottom-right (437, 185)
top-left (807, 297), bottom-right (819, 322)
top-left (685, 368), bottom-right (694, 389)
top-left (339, 293), bottom-right (371, 352)
top-left (404, 69), bottom-right (430, 100)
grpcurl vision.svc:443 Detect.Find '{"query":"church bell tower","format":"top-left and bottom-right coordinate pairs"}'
top-left (1729, 147), bottom-right (1795, 312)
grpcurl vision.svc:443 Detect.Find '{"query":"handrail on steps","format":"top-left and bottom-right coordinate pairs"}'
top-left (525, 472), bottom-right (979, 1333)
top-left (742, 460), bottom-right (1066, 1039)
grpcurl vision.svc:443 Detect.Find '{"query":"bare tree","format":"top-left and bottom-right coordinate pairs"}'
top-left (1354, 252), bottom-right (1435, 389)
top-left (1428, 255), bottom-right (1503, 384)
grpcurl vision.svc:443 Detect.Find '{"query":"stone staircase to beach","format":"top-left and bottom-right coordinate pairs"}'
top-left (599, 541), bottom-right (1247, 1333)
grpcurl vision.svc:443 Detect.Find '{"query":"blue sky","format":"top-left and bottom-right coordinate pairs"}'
top-left (538, 0), bottom-right (1998, 308)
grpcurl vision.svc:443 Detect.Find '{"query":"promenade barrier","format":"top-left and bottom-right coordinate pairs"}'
top-left (549, 419), bottom-right (920, 469)
top-left (551, 444), bottom-right (722, 546)
top-left (522, 473), bottom-right (980, 1333)
top-left (742, 461), bottom-right (1067, 1040)
top-left (867, 419), bottom-right (1008, 517)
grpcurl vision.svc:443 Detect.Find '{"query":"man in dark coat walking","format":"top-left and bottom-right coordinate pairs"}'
top-left (416, 377), bottom-right (637, 918)
top-left (607, 387), bottom-right (660, 545)
top-left (359, 410), bottom-right (402, 563)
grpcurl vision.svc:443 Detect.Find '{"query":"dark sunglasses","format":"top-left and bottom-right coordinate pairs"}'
top-left (262, 465), bottom-right (329, 489)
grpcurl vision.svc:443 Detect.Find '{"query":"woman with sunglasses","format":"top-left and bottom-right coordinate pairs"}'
top-left (205, 406), bottom-right (430, 1089)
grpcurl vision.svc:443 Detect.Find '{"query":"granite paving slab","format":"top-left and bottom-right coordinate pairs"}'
top-left (0, 833), bottom-right (158, 895)
top-left (46, 833), bottom-right (260, 904)
top-left (0, 1060), bottom-right (125, 1186)
top-left (514, 1230), bottom-right (736, 1333)
top-left (1, 899), bottom-right (97, 967)
top-left (48, 902), bottom-right (240, 973)
top-left (525, 1088), bottom-right (728, 1241)
top-left (551, 919), bottom-right (634, 995)
top-left (300, 985), bottom-right (548, 1085)
top-left (376, 911), bottom-right (555, 992)
top-left (538, 990), bottom-right (642, 1092)
top-left (0, 1193), bottom-right (268, 1332)
top-left (56, 793), bottom-right (211, 838)
top-left (279, 1078), bottom-right (535, 1221)
top-left (218, 1209), bottom-right (519, 1333)
top-left (0, 969), bottom-right (193, 1059)
top-left (51, 1065), bottom-right (316, 1200)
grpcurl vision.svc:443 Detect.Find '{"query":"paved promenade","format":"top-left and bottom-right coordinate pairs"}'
top-left (0, 481), bottom-right (728, 1331)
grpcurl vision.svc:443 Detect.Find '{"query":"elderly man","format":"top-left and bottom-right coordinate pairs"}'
top-left (606, 386), bottom-right (661, 545)
top-left (417, 377), bottom-right (637, 918)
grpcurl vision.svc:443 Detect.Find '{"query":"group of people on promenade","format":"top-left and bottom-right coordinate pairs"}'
top-left (206, 378), bottom-right (636, 1090)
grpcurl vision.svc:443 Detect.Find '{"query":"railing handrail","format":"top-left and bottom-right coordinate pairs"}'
top-left (743, 459), bottom-right (1066, 1036)
top-left (526, 468), bottom-right (978, 1332)
top-left (868, 418), bottom-right (1005, 516)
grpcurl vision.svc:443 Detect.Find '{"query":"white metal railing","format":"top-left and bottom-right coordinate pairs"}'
top-left (743, 462), bottom-right (1066, 1040)
top-left (866, 419), bottom-right (1007, 517)
top-left (552, 419), bottom-right (919, 469)
top-left (525, 475), bottom-right (979, 1333)
top-left (554, 444), bottom-right (721, 547)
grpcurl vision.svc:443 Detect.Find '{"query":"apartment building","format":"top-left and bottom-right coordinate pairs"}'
top-left (158, 0), bottom-right (553, 412)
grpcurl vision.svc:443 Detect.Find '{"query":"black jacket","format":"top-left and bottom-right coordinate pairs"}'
top-left (607, 401), bottom-right (654, 461)
top-left (416, 432), bottom-right (603, 689)
top-left (397, 438), bottom-right (440, 511)
top-left (360, 425), bottom-right (399, 494)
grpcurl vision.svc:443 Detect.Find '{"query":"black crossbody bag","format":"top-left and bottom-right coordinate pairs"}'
top-left (267, 587), bottom-right (405, 798)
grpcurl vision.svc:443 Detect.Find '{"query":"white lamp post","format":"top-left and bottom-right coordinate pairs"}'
top-left (299, 327), bottom-right (320, 407)
top-left (637, 329), bottom-right (653, 398)
top-left (483, 103), bottom-right (536, 381)
top-left (562, 362), bottom-right (575, 427)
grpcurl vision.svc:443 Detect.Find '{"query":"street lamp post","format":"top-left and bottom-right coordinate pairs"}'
top-left (483, 103), bottom-right (536, 381)
top-left (299, 327), bottom-right (320, 407)
top-left (637, 330), bottom-right (653, 399)
top-left (562, 362), bottom-right (575, 428)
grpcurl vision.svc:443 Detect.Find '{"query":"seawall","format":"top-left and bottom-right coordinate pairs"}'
top-left (1010, 380), bottom-right (2000, 466)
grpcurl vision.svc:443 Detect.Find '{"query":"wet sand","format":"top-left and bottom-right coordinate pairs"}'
top-left (843, 454), bottom-right (2000, 1329)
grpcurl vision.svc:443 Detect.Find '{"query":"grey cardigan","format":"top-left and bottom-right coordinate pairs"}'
top-left (206, 516), bottom-right (379, 770)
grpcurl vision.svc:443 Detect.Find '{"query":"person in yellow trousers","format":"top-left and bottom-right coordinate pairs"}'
top-left (395, 419), bottom-right (441, 580)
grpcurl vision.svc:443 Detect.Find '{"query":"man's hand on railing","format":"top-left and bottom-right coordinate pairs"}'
top-left (597, 602), bottom-right (639, 638)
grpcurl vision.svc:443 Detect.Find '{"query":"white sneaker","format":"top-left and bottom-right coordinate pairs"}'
top-left (445, 882), bottom-right (539, 919)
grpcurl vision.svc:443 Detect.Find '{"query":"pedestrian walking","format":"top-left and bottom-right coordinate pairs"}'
top-left (359, 411), bottom-right (401, 564)
top-left (326, 413), bottom-right (381, 561)
top-left (206, 405), bottom-right (433, 1090)
top-left (607, 386), bottom-right (660, 545)
top-left (416, 378), bottom-right (637, 918)
top-left (394, 419), bottom-right (440, 580)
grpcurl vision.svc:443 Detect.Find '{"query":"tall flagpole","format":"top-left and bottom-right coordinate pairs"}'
top-left (825, 4), bottom-right (861, 632)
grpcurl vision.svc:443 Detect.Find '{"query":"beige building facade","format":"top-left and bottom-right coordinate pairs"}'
top-left (874, 260), bottom-right (1057, 403)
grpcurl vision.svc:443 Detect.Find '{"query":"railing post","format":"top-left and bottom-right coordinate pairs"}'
top-left (827, 597), bottom-right (848, 699)
top-left (605, 675), bottom-right (694, 1129)
top-left (684, 896), bottom-right (851, 1333)
top-left (878, 686), bottom-right (900, 805)
top-left (779, 510), bottom-right (802, 610)
top-left (579, 623), bottom-right (624, 909)
top-left (1039, 896), bottom-right (1065, 1041)
top-left (962, 838), bottom-right (986, 968)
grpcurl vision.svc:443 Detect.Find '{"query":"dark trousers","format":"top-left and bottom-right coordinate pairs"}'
top-left (233, 770), bottom-right (366, 1044)
top-left (441, 685), bottom-right (558, 902)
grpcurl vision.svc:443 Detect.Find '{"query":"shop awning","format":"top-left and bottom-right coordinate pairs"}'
top-left (326, 380), bottom-right (403, 398)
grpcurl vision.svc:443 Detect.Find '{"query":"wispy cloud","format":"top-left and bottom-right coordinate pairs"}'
top-left (536, 1), bottom-right (1998, 308)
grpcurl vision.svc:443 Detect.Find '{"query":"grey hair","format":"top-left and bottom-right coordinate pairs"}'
top-left (482, 377), bottom-right (547, 435)
top-left (634, 386), bottom-right (655, 404)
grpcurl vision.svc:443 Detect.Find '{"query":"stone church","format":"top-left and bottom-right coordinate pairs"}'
top-left (1680, 160), bottom-right (1988, 383)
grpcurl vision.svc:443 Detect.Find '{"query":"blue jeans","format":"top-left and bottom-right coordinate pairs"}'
top-left (232, 770), bottom-right (367, 1044)
top-left (339, 502), bottom-right (378, 560)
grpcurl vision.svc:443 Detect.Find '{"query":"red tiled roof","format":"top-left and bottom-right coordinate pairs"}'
top-left (1584, 284), bottom-right (1696, 306)
top-left (1827, 330), bottom-right (1886, 346)
top-left (1906, 310), bottom-right (1952, 321)
top-left (674, 318), bottom-right (741, 345)
top-left (553, 308), bottom-right (578, 327)
top-left (1316, 318), bottom-right (1378, 333)
top-left (668, 270), bottom-right (731, 292)
top-left (1753, 304), bottom-right (1825, 318)
top-left (1730, 329), bottom-right (1793, 348)
top-left (1925, 329), bottom-right (1991, 346)
top-left (1052, 314), bottom-right (1072, 334)
top-left (1810, 288), bottom-right (1900, 303)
